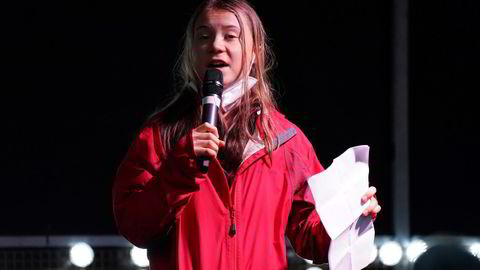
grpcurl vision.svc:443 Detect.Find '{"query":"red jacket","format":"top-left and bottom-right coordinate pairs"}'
top-left (113, 109), bottom-right (330, 269)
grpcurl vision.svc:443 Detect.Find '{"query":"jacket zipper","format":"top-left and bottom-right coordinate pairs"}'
top-left (228, 174), bottom-right (238, 270)
top-left (229, 207), bottom-right (236, 236)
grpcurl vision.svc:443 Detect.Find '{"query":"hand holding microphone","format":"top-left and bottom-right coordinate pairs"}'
top-left (193, 69), bottom-right (225, 173)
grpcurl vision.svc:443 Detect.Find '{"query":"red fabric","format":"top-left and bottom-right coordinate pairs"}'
top-left (113, 110), bottom-right (331, 270)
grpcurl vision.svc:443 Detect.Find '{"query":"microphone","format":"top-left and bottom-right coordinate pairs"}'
top-left (199, 69), bottom-right (224, 173)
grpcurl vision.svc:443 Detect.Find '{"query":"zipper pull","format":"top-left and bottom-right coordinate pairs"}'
top-left (230, 208), bottom-right (236, 236)
top-left (230, 223), bottom-right (236, 236)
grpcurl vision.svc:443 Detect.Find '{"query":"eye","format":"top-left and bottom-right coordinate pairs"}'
top-left (225, 34), bottom-right (238, 40)
top-left (195, 30), bottom-right (210, 40)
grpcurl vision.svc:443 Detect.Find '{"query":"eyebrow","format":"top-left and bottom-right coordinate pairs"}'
top-left (195, 25), bottom-right (241, 32)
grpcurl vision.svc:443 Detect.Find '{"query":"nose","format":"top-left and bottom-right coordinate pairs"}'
top-left (210, 34), bottom-right (225, 53)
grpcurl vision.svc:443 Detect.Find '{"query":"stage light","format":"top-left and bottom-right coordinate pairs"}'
top-left (469, 242), bottom-right (480, 259)
top-left (69, 242), bottom-right (94, 268)
top-left (379, 240), bottom-right (403, 266)
top-left (130, 246), bottom-right (149, 267)
top-left (406, 239), bottom-right (428, 262)
top-left (370, 244), bottom-right (378, 263)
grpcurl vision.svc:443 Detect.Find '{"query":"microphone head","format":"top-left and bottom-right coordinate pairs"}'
top-left (203, 69), bottom-right (223, 96)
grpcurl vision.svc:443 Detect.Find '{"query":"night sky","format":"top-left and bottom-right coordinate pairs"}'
top-left (1, 1), bottom-right (479, 237)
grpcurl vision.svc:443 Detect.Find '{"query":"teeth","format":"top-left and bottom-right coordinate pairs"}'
top-left (209, 61), bottom-right (227, 67)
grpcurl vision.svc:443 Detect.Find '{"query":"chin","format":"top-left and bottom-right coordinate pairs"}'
top-left (222, 78), bottom-right (234, 88)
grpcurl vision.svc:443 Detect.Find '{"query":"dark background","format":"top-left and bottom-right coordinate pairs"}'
top-left (1, 0), bottom-right (478, 237)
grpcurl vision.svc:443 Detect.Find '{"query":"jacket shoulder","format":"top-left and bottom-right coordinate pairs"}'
top-left (124, 120), bottom-right (166, 170)
top-left (270, 110), bottom-right (314, 149)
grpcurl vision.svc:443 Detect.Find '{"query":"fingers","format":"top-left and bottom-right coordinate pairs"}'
top-left (362, 186), bottom-right (377, 203)
top-left (370, 204), bottom-right (381, 220)
top-left (196, 139), bottom-right (219, 152)
top-left (194, 122), bottom-right (219, 137)
top-left (219, 140), bottom-right (226, 147)
top-left (194, 145), bottom-right (218, 157)
top-left (363, 196), bottom-right (382, 216)
top-left (193, 131), bottom-right (223, 146)
top-left (361, 186), bottom-right (380, 217)
top-left (192, 123), bottom-right (225, 158)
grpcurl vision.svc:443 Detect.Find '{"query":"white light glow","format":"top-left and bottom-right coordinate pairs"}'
top-left (370, 245), bottom-right (378, 263)
top-left (406, 240), bottom-right (428, 262)
top-left (69, 242), bottom-right (94, 268)
top-left (130, 246), bottom-right (149, 267)
top-left (469, 242), bottom-right (480, 259)
top-left (379, 241), bottom-right (403, 266)
top-left (306, 267), bottom-right (322, 270)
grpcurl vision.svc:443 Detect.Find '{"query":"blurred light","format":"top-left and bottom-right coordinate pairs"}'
top-left (69, 242), bottom-right (94, 268)
top-left (406, 240), bottom-right (428, 262)
top-left (379, 241), bottom-right (403, 266)
top-left (370, 244), bottom-right (378, 263)
top-left (306, 267), bottom-right (322, 270)
top-left (130, 246), bottom-right (149, 267)
top-left (469, 242), bottom-right (480, 259)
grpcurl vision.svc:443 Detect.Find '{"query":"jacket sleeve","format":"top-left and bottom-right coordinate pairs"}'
top-left (112, 123), bottom-right (205, 248)
top-left (285, 135), bottom-right (331, 264)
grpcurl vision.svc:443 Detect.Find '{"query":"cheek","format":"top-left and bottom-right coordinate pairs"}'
top-left (192, 51), bottom-right (206, 75)
top-left (231, 47), bottom-right (244, 69)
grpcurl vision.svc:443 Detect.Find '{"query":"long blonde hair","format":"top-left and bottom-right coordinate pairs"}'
top-left (153, 0), bottom-right (278, 175)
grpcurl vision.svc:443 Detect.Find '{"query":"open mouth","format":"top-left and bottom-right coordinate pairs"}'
top-left (207, 60), bottom-right (229, 68)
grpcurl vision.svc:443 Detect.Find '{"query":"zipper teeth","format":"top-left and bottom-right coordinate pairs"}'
top-left (230, 208), bottom-right (236, 236)
top-left (230, 173), bottom-right (237, 237)
top-left (229, 176), bottom-right (237, 269)
top-left (230, 207), bottom-right (236, 270)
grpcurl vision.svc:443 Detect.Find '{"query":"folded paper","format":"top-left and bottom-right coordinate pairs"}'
top-left (308, 145), bottom-right (375, 270)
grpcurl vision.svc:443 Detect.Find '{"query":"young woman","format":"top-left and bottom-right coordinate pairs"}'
top-left (113, 0), bottom-right (381, 269)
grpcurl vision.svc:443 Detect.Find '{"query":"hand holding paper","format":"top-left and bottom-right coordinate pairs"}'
top-left (308, 145), bottom-right (377, 270)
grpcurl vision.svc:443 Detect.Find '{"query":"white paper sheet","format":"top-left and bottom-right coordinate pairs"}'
top-left (308, 145), bottom-right (375, 270)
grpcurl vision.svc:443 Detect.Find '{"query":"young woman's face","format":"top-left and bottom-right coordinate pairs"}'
top-left (193, 8), bottom-right (254, 89)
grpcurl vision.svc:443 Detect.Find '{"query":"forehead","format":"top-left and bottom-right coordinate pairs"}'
top-left (195, 8), bottom-right (243, 31)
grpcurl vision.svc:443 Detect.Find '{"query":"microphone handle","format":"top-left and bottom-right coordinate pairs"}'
top-left (199, 96), bottom-right (220, 173)
top-left (201, 103), bottom-right (219, 126)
